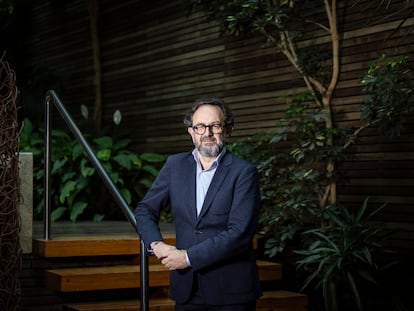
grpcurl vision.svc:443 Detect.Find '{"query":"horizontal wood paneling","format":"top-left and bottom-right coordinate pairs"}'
top-left (18, 1), bottom-right (414, 307)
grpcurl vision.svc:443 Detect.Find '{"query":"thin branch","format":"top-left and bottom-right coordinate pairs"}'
top-left (305, 19), bottom-right (331, 33)
top-left (325, 0), bottom-right (340, 108)
top-left (343, 119), bottom-right (381, 149)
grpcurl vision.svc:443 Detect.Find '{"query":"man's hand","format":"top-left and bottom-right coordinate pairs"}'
top-left (161, 249), bottom-right (189, 270)
top-left (151, 241), bottom-right (176, 259)
top-left (151, 241), bottom-right (189, 270)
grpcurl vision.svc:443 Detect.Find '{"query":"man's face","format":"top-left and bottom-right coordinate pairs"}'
top-left (188, 104), bottom-right (226, 158)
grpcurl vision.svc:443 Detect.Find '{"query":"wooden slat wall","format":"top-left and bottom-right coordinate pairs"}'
top-left (336, 1), bottom-right (414, 254)
top-left (216, 1), bottom-right (414, 257)
top-left (24, 0), bottom-right (94, 118)
top-left (21, 0), bottom-right (413, 255)
top-left (98, 0), bottom-right (226, 152)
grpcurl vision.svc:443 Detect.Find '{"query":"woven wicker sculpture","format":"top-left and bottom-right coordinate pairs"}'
top-left (0, 52), bottom-right (22, 310)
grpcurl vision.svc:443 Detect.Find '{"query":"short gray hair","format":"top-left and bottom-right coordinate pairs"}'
top-left (183, 98), bottom-right (234, 129)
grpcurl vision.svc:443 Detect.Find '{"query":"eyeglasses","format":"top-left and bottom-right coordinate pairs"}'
top-left (191, 123), bottom-right (223, 135)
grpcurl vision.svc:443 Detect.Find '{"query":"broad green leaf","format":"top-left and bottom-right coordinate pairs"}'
top-left (121, 188), bottom-right (131, 204)
top-left (81, 165), bottom-right (95, 177)
top-left (97, 149), bottom-right (111, 161)
top-left (141, 164), bottom-right (159, 176)
top-left (93, 214), bottom-right (105, 222)
top-left (51, 206), bottom-right (67, 222)
top-left (109, 171), bottom-right (120, 183)
top-left (60, 180), bottom-right (77, 203)
top-left (129, 153), bottom-right (141, 167)
top-left (70, 202), bottom-right (88, 222)
top-left (93, 136), bottom-right (113, 148)
top-left (52, 158), bottom-right (67, 174)
top-left (20, 118), bottom-right (33, 143)
top-left (139, 178), bottom-right (153, 188)
top-left (62, 171), bottom-right (76, 183)
top-left (140, 152), bottom-right (166, 162)
top-left (113, 153), bottom-right (132, 170)
top-left (81, 158), bottom-right (95, 176)
top-left (72, 144), bottom-right (84, 159)
top-left (113, 138), bottom-right (131, 150)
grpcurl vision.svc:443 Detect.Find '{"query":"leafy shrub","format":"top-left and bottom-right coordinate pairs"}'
top-left (295, 198), bottom-right (387, 311)
top-left (361, 54), bottom-right (413, 138)
top-left (20, 117), bottom-right (165, 222)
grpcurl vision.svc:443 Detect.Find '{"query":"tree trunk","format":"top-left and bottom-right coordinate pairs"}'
top-left (86, 0), bottom-right (102, 133)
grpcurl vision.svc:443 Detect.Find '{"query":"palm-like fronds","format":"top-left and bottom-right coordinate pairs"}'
top-left (295, 198), bottom-right (387, 310)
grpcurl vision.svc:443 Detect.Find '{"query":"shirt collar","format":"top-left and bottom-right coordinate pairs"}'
top-left (192, 147), bottom-right (227, 170)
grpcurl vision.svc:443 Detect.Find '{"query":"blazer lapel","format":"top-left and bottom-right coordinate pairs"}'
top-left (196, 153), bottom-right (231, 222)
top-left (183, 155), bottom-right (198, 221)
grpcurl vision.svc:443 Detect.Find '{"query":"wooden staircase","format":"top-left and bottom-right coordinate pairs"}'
top-left (33, 222), bottom-right (307, 311)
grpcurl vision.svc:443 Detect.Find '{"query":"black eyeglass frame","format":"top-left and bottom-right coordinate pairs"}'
top-left (191, 123), bottom-right (224, 135)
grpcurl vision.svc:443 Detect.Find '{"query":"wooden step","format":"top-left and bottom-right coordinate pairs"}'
top-left (46, 264), bottom-right (170, 291)
top-left (34, 234), bottom-right (258, 258)
top-left (34, 234), bottom-right (176, 258)
top-left (45, 260), bottom-right (281, 292)
top-left (32, 221), bottom-right (175, 258)
top-left (35, 222), bottom-right (304, 310)
top-left (257, 260), bottom-right (282, 281)
top-left (257, 290), bottom-right (308, 311)
top-left (62, 297), bottom-right (175, 311)
top-left (62, 290), bottom-right (307, 311)
top-left (34, 235), bottom-right (141, 257)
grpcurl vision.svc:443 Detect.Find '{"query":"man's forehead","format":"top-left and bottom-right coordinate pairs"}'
top-left (193, 105), bottom-right (224, 120)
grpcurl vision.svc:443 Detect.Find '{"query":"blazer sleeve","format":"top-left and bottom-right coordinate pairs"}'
top-left (134, 158), bottom-right (171, 250)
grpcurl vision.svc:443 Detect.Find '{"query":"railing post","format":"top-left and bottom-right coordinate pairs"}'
top-left (43, 90), bottom-right (150, 311)
top-left (43, 95), bottom-right (52, 240)
top-left (140, 240), bottom-right (149, 310)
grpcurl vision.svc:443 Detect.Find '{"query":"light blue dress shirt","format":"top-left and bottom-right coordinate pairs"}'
top-left (186, 148), bottom-right (226, 266)
top-left (192, 147), bottom-right (226, 216)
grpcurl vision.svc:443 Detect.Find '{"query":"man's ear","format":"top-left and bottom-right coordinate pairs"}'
top-left (187, 127), bottom-right (192, 135)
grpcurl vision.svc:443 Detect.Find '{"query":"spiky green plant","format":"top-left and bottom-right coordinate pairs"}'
top-left (295, 198), bottom-right (386, 311)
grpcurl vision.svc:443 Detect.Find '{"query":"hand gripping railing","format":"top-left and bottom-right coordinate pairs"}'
top-left (43, 90), bottom-right (149, 311)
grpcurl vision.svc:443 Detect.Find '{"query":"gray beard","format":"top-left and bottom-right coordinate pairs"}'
top-left (197, 140), bottom-right (224, 158)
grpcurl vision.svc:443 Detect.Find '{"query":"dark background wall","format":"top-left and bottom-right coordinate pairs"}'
top-left (5, 0), bottom-right (412, 309)
top-left (12, 0), bottom-right (414, 261)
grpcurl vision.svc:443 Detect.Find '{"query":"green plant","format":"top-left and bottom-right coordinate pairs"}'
top-left (188, 2), bottom-right (413, 310)
top-left (20, 117), bottom-right (165, 222)
top-left (230, 91), bottom-right (351, 258)
top-left (228, 53), bottom-right (412, 311)
top-left (360, 54), bottom-right (413, 138)
top-left (295, 198), bottom-right (387, 311)
top-left (187, 0), bottom-right (341, 255)
top-left (188, 0), bottom-right (413, 253)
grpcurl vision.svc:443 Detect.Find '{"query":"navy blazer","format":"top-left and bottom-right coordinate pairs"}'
top-left (135, 150), bottom-right (262, 304)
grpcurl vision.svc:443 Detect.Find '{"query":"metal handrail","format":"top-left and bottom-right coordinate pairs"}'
top-left (43, 90), bottom-right (149, 311)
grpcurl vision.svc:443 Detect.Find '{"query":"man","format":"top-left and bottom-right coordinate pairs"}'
top-left (135, 98), bottom-right (262, 311)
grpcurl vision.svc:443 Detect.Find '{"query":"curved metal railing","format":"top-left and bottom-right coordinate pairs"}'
top-left (43, 90), bottom-right (149, 311)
